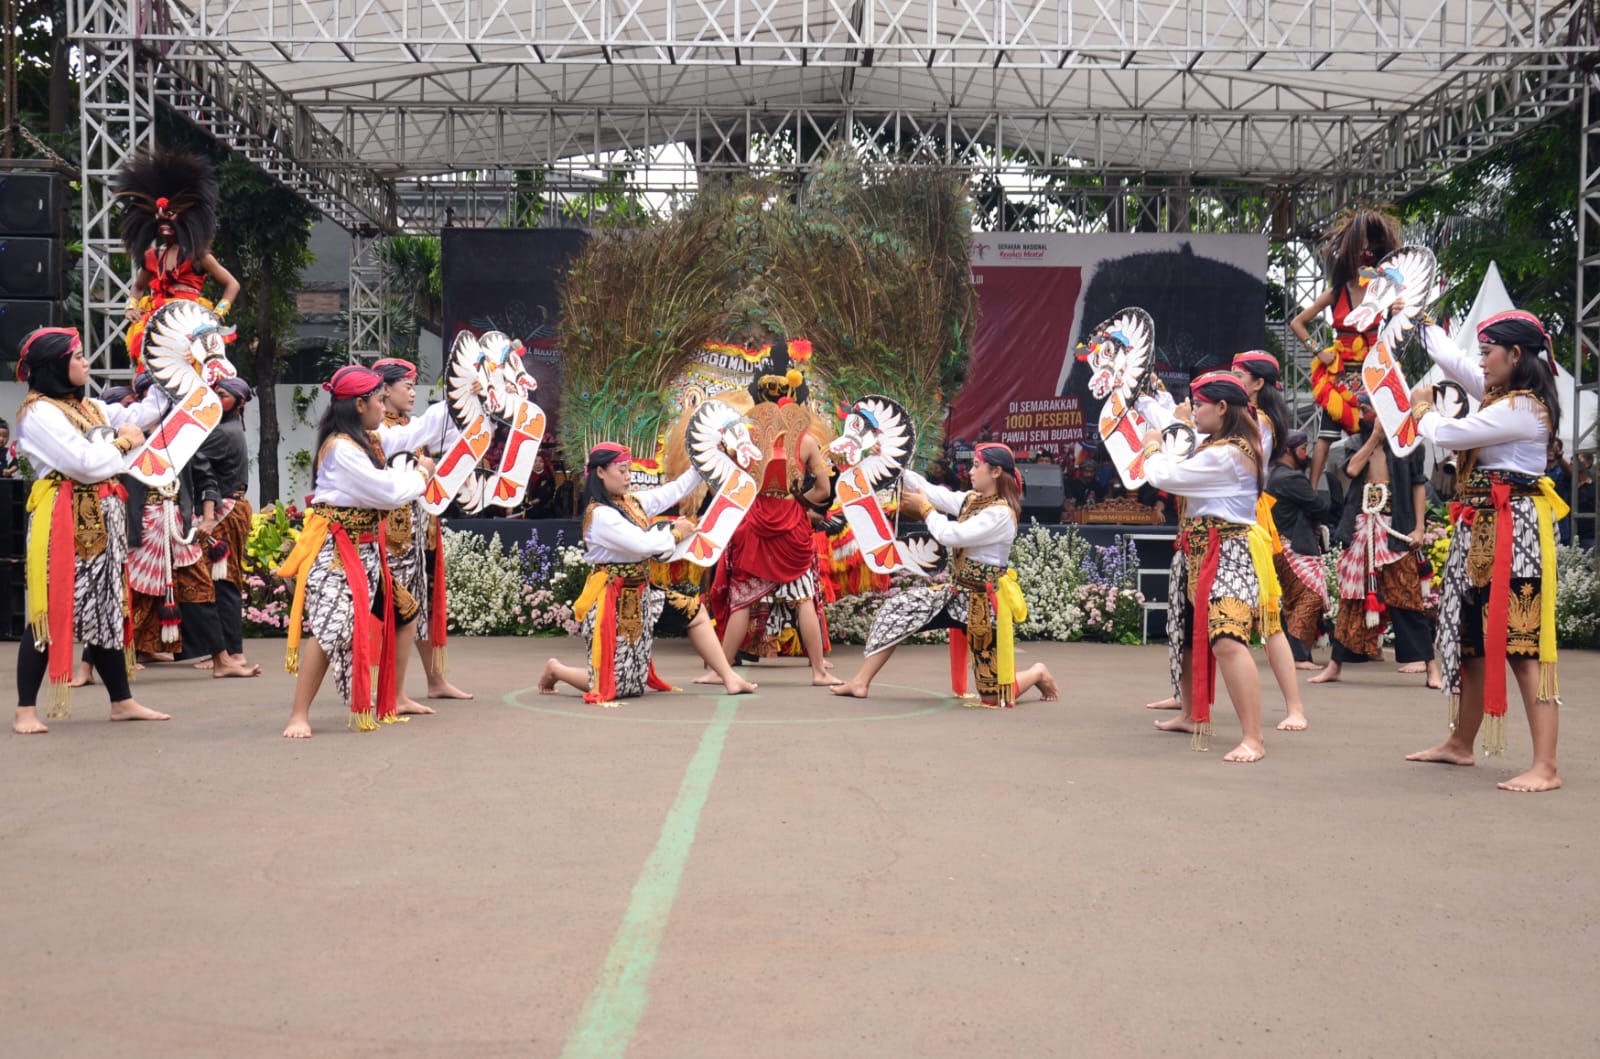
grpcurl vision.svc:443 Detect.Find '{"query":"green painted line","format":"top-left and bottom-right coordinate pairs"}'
top-left (560, 695), bottom-right (741, 1059)
top-left (503, 683), bottom-right (957, 726)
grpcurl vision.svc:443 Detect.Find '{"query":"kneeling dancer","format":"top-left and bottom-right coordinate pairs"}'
top-left (277, 366), bottom-right (433, 738)
top-left (1404, 312), bottom-right (1565, 792)
top-left (12, 327), bottom-right (168, 733)
top-left (1141, 372), bottom-right (1267, 762)
top-left (831, 443), bottom-right (1057, 707)
top-left (540, 444), bottom-right (757, 704)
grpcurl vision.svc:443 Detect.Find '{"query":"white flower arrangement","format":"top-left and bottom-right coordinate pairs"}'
top-left (1554, 545), bottom-right (1600, 648)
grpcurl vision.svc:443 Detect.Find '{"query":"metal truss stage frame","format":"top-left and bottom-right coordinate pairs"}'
top-left (64, 0), bottom-right (1600, 538)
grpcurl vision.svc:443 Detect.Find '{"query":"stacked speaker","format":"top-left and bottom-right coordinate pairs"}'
top-left (0, 168), bottom-right (69, 367)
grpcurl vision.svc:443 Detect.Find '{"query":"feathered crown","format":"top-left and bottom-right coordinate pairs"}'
top-left (113, 149), bottom-right (220, 266)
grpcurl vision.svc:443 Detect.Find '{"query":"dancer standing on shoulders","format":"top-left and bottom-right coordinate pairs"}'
top-left (1137, 372), bottom-right (1267, 763)
top-left (1311, 397), bottom-right (1440, 689)
top-left (1290, 207), bottom-right (1402, 493)
top-left (373, 357), bottom-right (472, 708)
top-left (539, 444), bottom-right (757, 702)
top-left (830, 443), bottom-right (1057, 706)
top-left (1404, 312), bottom-right (1565, 792)
top-left (276, 366), bottom-right (433, 738)
top-left (12, 327), bottom-right (168, 734)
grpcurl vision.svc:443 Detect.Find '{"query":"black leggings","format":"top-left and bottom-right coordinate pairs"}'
top-left (18, 637), bottom-right (131, 706)
top-left (214, 580), bottom-right (244, 655)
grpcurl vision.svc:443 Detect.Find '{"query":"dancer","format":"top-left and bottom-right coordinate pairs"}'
top-left (190, 376), bottom-right (261, 674)
top-left (710, 348), bottom-right (838, 685)
top-left (276, 366), bottom-right (433, 738)
top-left (830, 443), bottom-right (1058, 706)
top-left (538, 443), bottom-right (758, 702)
top-left (1265, 430), bottom-right (1332, 668)
top-left (373, 357), bottom-right (472, 707)
top-left (1290, 207), bottom-right (1402, 493)
top-left (1138, 372), bottom-right (1267, 763)
top-left (1311, 400), bottom-right (1440, 689)
top-left (1405, 312), bottom-right (1566, 792)
top-left (1230, 350), bottom-right (1311, 731)
top-left (114, 149), bottom-right (240, 370)
top-left (12, 327), bottom-right (168, 733)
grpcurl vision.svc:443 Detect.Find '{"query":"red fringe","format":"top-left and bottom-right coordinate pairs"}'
top-left (949, 630), bottom-right (968, 696)
top-left (583, 579), bottom-right (622, 704)
top-left (429, 526), bottom-right (448, 664)
top-left (645, 660), bottom-right (673, 692)
top-left (331, 525), bottom-right (373, 716)
top-left (375, 534), bottom-right (399, 719)
top-left (46, 481), bottom-right (75, 685)
top-left (1484, 481), bottom-right (1514, 718)
top-left (1189, 527), bottom-right (1221, 726)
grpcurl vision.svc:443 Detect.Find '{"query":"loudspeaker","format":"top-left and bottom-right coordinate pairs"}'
top-left (0, 172), bottom-right (65, 236)
top-left (0, 559), bottom-right (24, 641)
top-left (1019, 463), bottom-right (1065, 519)
top-left (0, 478), bottom-right (27, 560)
top-left (0, 237), bottom-right (64, 298)
top-left (0, 299), bottom-right (63, 361)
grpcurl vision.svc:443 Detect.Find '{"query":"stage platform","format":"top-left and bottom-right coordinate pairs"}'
top-left (5, 637), bottom-right (1597, 1057)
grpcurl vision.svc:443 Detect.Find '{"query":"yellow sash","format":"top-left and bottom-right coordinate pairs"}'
top-left (275, 512), bottom-right (333, 673)
top-left (1531, 476), bottom-right (1569, 700)
top-left (995, 569), bottom-right (1027, 689)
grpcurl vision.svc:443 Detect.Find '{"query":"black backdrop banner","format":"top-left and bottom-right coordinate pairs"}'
top-left (440, 228), bottom-right (590, 445)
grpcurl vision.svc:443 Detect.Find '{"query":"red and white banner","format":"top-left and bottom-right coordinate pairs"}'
top-left (949, 234), bottom-right (1268, 457)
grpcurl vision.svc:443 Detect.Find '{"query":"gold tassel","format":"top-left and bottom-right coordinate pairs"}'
top-left (1190, 722), bottom-right (1211, 752)
top-left (348, 709), bottom-right (379, 732)
top-left (48, 680), bottom-right (71, 720)
top-left (284, 646), bottom-right (300, 675)
top-left (380, 714), bottom-right (409, 725)
top-left (1448, 693), bottom-right (1459, 732)
top-left (430, 644), bottom-right (447, 677)
top-left (124, 644), bottom-right (136, 679)
top-left (1537, 662), bottom-right (1560, 704)
top-left (1481, 714), bottom-right (1507, 757)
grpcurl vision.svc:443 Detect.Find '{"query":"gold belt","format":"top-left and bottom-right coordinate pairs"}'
top-left (311, 503), bottom-right (381, 536)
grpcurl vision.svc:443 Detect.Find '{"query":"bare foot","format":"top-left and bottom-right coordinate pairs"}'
top-left (1425, 660), bottom-right (1443, 690)
top-left (1145, 695), bottom-right (1181, 710)
top-left (538, 660), bottom-right (561, 695)
top-left (13, 707), bottom-right (48, 734)
top-left (211, 660), bottom-right (262, 679)
top-left (1154, 715), bottom-right (1197, 733)
top-left (811, 672), bottom-right (844, 686)
top-left (1405, 742), bottom-right (1475, 766)
top-left (192, 659), bottom-right (215, 670)
top-left (70, 660), bottom-right (95, 688)
top-left (1308, 662), bottom-right (1341, 684)
top-left (1037, 672), bottom-right (1060, 702)
top-left (398, 697), bottom-right (436, 715)
top-left (426, 681), bottom-right (473, 700)
top-left (722, 675), bottom-right (758, 695)
top-left (1277, 710), bottom-right (1308, 732)
top-left (1294, 661), bottom-right (1321, 671)
top-left (1223, 740), bottom-right (1266, 763)
top-left (829, 681), bottom-right (869, 699)
top-left (1498, 767), bottom-right (1562, 792)
top-left (283, 719), bottom-right (312, 739)
top-left (109, 700), bottom-right (170, 722)
top-left (691, 672), bottom-right (724, 685)
top-left (1397, 661), bottom-right (1426, 674)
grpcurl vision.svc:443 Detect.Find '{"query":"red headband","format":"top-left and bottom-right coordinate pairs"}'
top-left (1191, 370), bottom-right (1254, 410)
top-left (15, 327), bottom-right (81, 381)
top-left (324, 365), bottom-right (384, 399)
top-left (974, 442), bottom-right (1023, 490)
top-left (1477, 310), bottom-right (1558, 373)
top-left (1231, 349), bottom-right (1281, 387)
top-left (373, 357), bottom-right (418, 382)
top-left (589, 442), bottom-right (633, 467)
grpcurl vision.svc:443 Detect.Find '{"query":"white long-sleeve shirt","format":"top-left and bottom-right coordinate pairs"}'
top-left (15, 397), bottom-right (127, 482)
top-left (1142, 442), bottom-right (1260, 525)
top-left (377, 401), bottom-right (459, 456)
top-left (584, 469), bottom-right (702, 564)
top-left (1417, 324), bottom-right (1547, 475)
top-left (311, 437), bottom-right (428, 510)
top-left (902, 469), bottom-right (1016, 567)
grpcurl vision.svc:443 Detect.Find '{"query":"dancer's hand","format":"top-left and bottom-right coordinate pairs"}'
top-left (1173, 399), bottom-right (1193, 424)
top-left (1142, 428), bottom-right (1161, 448)
top-left (1410, 381), bottom-right (1433, 410)
top-left (414, 455), bottom-right (437, 479)
top-left (901, 491), bottom-right (929, 519)
top-left (116, 424), bottom-right (144, 447)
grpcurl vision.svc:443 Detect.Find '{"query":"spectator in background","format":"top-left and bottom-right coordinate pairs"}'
top-left (0, 419), bottom-right (15, 477)
top-left (1064, 461), bottom-right (1100, 507)
top-left (1547, 438), bottom-right (1573, 545)
top-left (1576, 452), bottom-right (1595, 548)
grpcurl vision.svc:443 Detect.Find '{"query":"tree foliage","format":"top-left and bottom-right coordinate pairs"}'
top-left (1403, 112), bottom-right (1580, 368)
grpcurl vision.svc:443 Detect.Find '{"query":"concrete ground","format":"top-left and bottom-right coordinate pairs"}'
top-left (3, 637), bottom-right (1598, 1058)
